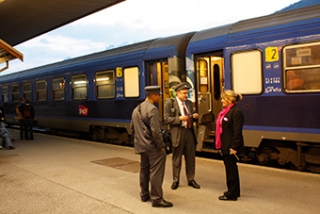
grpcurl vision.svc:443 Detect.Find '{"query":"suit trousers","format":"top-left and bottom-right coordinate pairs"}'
top-left (139, 148), bottom-right (166, 201)
top-left (172, 128), bottom-right (195, 183)
top-left (222, 154), bottom-right (240, 198)
top-left (24, 118), bottom-right (34, 140)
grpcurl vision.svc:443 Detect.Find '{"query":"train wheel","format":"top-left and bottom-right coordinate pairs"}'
top-left (304, 147), bottom-right (320, 173)
top-left (257, 147), bottom-right (274, 165)
top-left (92, 127), bottom-right (103, 142)
top-left (307, 164), bottom-right (320, 173)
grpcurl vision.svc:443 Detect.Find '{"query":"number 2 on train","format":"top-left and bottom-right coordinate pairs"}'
top-left (265, 47), bottom-right (279, 62)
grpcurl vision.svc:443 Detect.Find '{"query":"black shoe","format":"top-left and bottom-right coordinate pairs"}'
top-left (7, 146), bottom-right (15, 150)
top-left (218, 195), bottom-right (237, 201)
top-left (224, 191), bottom-right (240, 197)
top-left (171, 182), bottom-right (179, 190)
top-left (188, 180), bottom-right (200, 189)
top-left (141, 196), bottom-right (150, 202)
top-left (152, 199), bottom-right (173, 208)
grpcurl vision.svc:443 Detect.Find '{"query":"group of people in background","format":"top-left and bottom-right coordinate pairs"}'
top-left (0, 98), bottom-right (35, 150)
top-left (16, 98), bottom-right (35, 141)
top-left (131, 82), bottom-right (244, 208)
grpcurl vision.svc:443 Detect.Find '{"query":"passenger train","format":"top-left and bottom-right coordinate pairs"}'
top-left (1, 5), bottom-right (320, 173)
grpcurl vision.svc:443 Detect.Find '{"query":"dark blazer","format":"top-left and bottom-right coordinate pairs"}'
top-left (163, 98), bottom-right (197, 147)
top-left (22, 104), bottom-right (35, 119)
top-left (220, 105), bottom-right (244, 156)
top-left (131, 100), bottom-right (164, 154)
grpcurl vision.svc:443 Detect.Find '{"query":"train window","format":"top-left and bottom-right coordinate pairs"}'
top-left (2, 86), bottom-right (9, 103)
top-left (12, 84), bottom-right (20, 102)
top-left (52, 77), bottom-right (65, 100)
top-left (23, 82), bottom-right (32, 102)
top-left (124, 67), bottom-right (139, 98)
top-left (72, 74), bottom-right (88, 100)
top-left (231, 50), bottom-right (262, 94)
top-left (197, 59), bottom-right (209, 92)
top-left (284, 42), bottom-right (320, 92)
top-left (36, 80), bottom-right (47, 101)
top-left (95, 70), bottom-right (115, 99)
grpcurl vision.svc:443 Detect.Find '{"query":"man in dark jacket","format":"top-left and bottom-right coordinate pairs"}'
top-left (22, 100), bottom-right (35, 140)
top-left (130, 86), bottom-right (173, 208)
top-left (163, 82), bottom-right (200, 190)
top-left (16, 98), bottom-right (25, 140)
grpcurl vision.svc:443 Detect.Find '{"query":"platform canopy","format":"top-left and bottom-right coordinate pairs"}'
top-left (0, 0), bottom-right (125, 71)
top-left (0, 39), bottom-right (23, 72)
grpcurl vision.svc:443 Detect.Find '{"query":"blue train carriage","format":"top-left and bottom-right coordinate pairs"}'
top-left (0, 39), bottom-right (158, 142)
top-left (0, 32), bottom-right (195, 145)
top-left (186, 5), bottom-right (320, 172)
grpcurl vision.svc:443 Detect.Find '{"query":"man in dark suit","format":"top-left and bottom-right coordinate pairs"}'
top-left (164, 82), bottom-right (200, 190)
top-left (131, 86), bottom-right (173, 208)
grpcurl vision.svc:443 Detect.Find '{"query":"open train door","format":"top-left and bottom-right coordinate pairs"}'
top-left (195, 53), bottom-right (224, 152)
top-left (145, 61), bottom-right (170, 119)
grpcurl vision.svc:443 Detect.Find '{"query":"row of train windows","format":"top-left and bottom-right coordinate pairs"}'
top-left (233, 42), bottom-right (320, 93)
top-left (198, 41), bottom-right (320, 94)
top-left (1, 67), bottom-right (140, 103)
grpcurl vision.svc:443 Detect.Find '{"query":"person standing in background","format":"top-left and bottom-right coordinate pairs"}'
top-left (16, 98), bottom-right (25, 140)
top-left (215, 90), bottom-right (244, 201)
top-left (22, 100), bottom-right (35, 140)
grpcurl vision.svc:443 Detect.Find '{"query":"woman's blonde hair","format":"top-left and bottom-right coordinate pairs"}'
top-left (221, 90), bottom-right (242, 103)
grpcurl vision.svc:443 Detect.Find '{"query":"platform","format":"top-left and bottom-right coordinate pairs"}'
top-left (1, 129), bottom-right (319, 214)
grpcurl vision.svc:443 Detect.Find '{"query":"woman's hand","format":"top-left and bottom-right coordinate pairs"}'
top-left (229, 148), bottom-right (237, 155)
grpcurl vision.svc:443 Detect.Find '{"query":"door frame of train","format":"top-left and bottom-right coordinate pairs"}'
top-left (194, 53), bottom-right (224, 151)
top-left (195, 54), bottom-right (224, 123)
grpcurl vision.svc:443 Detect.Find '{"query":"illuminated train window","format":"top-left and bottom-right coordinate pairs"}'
top-left (71, 74), bottom-right (88, 100)
top-left (124, 67), bottom-right (139, 98)
top-left (2, 86), bottom-right (9, 103)
top-left (231, 50), bottom-right (263, 94)
top-left (36, 80), bottom-right (47, 101)
top-left (12, 84), bottom-right (19, 102)
top-left (197, 59), bottom-right (209, 93)
top-left (52, 77), bottom-right (65, 100)
top-left (95, 70), bottom-right (115, 99)
top-left (284, 42), bottom-right (320, 93)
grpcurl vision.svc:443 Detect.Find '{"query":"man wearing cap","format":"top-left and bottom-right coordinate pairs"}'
top-left (131, 86), bottom-right (173, 208)
top-left (164, 82), bottom-right (200, 190)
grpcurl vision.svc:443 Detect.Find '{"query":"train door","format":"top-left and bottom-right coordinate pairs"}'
top-left (145, 61), bottom-right (169, 119)
top-left (195, 54), bottom-right (224, 152)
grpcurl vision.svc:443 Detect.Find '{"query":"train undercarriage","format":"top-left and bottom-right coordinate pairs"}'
top-left (90, 125), bottom-right (132, 146)
top-left (253, 140), bottom-right (320, 173)
top-left (89, 123), bottom-right (320, 174)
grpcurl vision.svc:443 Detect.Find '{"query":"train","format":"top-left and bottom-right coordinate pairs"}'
top-left (1, 5), bottom-right (320, 173)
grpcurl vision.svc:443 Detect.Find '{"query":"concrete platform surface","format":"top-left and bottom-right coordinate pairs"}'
top-left (1, 129), bottom-right (320, 214)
